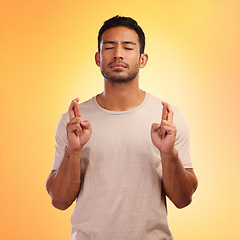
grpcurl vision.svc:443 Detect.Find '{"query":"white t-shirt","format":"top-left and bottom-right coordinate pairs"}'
top-left (52, 93), bottom-right (193, 240)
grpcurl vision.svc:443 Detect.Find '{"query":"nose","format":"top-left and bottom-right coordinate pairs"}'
top-left (113, 45), bottom-right (123, 60)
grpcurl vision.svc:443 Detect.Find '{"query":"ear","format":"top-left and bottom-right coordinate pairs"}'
top-left (139, 53), bottom-right (148, 68)
top-left (95, 52), bottom-right (100, 67)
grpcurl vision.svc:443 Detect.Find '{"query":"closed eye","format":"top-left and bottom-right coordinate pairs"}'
top-left (105, 47), bottom-right (114, 50)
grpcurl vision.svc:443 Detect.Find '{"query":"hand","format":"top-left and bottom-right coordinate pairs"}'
top-left (66, 98), bottom-right (92, 150)
top-left (151, 101), bottom-right (177, 155)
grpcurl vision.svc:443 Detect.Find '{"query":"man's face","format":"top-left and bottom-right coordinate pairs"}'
top-left (96, 26), bottom-right (146, 83)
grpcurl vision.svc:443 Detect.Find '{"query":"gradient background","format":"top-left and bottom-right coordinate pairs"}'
top-left (1, 0), bottom-right (240, 239)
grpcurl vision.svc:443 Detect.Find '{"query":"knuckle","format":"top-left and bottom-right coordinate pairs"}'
top-left (172, 126), bottom-right (177, 134)
top-left (75, 117), bottom-right (81, 122)
top-left (161, 120), bottom-right (167, 125)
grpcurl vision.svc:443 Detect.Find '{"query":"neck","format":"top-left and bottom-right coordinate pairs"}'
top-left (97, 77), bottom-right (146, 111)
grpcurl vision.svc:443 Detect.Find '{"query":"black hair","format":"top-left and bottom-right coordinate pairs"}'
top-left (98, 15), bottom-right (145, 54)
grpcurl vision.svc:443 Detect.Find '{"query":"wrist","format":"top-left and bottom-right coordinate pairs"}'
top-left (160, 149), bottom-right (178, 162)
top-left (65, 146), bottom-right (82, 159)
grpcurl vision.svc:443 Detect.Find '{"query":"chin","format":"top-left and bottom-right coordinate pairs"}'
top-left (101, 69), bottom-right (139, 83)
top-left (108, 77), bottom-right (133, 83)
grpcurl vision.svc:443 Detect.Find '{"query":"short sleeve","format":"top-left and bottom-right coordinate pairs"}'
top-left (173, 108), bottom-right (193, 169)
top-left (51, 113), bottom-right (69, 170)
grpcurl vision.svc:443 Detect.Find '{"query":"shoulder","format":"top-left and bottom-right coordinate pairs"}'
top-left (79, 97), bottom-right (98, 120)
top-left (148, 93), bottom-right (189, 133)
top-left (147, 93), bottom-right (163, 106)
top-left (56, 97), bottom-right (94, 128)
top-left (171, 105), bottom-right (189, 131)
top-left (79, 97), bottom-right (94, 109)
top-left (148, 93), bottom-right (185, 119)
top-left (170, 105), bottom-right (190, 143)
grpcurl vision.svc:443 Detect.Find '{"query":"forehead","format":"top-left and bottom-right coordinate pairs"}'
top-left (100, 26), bottom-right (139, 44)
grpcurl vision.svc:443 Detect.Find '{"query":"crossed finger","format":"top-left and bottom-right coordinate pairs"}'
top-left (161, 101), bottom-right (173, 123)
top-left (69, 98), bottom-right (81, 120)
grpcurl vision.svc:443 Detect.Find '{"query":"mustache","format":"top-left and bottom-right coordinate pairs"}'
top-left (108, 60), bottom-right (129, 68)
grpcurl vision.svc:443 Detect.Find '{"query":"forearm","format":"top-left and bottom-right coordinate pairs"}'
top-left (46, 147), bottom-right (82, 210)
top-left (161, 150), bottom-right (198, 208)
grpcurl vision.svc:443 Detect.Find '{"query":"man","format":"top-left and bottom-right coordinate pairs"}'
top-left (46, 16), bottom-right (198, 240)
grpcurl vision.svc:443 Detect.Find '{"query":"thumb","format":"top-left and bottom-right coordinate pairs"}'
top-left (151, 123), bottom-right (160, 133)
top-left (81, 120), bottom-right (92, 131)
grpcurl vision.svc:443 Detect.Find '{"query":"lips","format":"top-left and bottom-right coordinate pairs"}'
top-left (109, 62), bottom-right (128, 69)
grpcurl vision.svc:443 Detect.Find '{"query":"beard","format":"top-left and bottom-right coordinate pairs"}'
top-left (100, 62), bottom-right (140, 83)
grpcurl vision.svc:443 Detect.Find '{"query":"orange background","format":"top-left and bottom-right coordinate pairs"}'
top-left (1, 1), bottom-right (240, 239)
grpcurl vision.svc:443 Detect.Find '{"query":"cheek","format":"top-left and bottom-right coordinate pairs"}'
top-left (100, 56), bottom-right (108, 68)
top-left (129, 55), bottom-right (140, 67)
top-left (100, 53), bottom-right (111, 63)
top-left (129, 51), bottom-right (140, 62)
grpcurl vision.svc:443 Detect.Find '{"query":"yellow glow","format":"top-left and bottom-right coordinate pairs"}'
top-left (1, 1), bottom-right (240, 239)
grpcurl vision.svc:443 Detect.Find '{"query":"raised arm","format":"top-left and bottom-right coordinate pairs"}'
top-left (151, 102), bottom-right (198, 209)
top-left (46, 98), bottom-right (92, 210)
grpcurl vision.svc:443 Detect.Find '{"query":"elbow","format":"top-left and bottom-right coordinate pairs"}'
top-left (51, 198), bottom-right (72, 211)
top-left (174, 196), bottom-right (192, 209)
top-left (46, 173), bottom-right (73, 210)
top-left (173, 183), bottom-right (198, 209)
top-left (175, 174), bottom-right (198, 209)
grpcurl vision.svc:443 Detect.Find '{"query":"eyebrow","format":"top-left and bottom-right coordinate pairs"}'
top-left (122, 41), bottom-right (136, 45)
top-left (102, 41), bottom-right (137, 45)
top-left (103, 41), bottom-right (115, 44)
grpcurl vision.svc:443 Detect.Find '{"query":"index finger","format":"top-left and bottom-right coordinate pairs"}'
top-left (167, 104), bottom-right (174, 123)
top-left (68, 98), bottom-right (81, 120)
top-left (161, 101), bottom-right (173, 123)
top-left (161, 101), bottom-right (168, 121)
